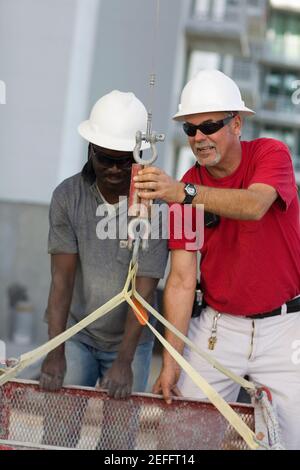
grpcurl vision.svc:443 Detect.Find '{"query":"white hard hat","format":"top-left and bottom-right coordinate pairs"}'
top-left (173, 70), bottom-right (255, 121)
top-left (78, 90), bottom-right (150, 151)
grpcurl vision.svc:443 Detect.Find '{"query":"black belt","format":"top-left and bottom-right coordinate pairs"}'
top-left (245, 296), bottom-right (300, 319)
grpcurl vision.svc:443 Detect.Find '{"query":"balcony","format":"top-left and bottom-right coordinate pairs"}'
top-left (189, 2), bottom-right (247, 36)
top-left (260, 36), bottom-right (300, 69)
top-left (187, 1), bottom-right (249, 55)
top-left (188, 0), bottom-right (267, 56)
top-left (257, 93), bottom-right (300, 126)
top-left (261, 93), bottom-right (300, 113)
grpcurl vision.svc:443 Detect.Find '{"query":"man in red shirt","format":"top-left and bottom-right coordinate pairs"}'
top-left (134, 70), bottom-right (300, 449)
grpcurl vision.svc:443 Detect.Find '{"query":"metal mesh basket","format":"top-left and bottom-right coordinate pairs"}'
top-left (0, 380), bottom-right (255, 450)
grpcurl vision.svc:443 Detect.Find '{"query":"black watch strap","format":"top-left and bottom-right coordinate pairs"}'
top-left (182, 193), bottom-right (195, 204)
top-left (182, 183), bottom-right (197, 204)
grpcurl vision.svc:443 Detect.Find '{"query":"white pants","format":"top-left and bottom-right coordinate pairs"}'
top-left (178, 307), bottom-right (300, 450)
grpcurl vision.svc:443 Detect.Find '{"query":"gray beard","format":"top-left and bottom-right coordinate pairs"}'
top-left (196, 150), bottom-right (222, 167)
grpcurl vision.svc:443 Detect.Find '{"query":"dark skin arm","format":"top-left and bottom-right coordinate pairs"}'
top-left (39, 253), bottom-right (77, 391)
top-left (100, 276), bottom-right (159, 399)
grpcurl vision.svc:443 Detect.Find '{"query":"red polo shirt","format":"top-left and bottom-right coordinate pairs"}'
top-left (169, 138), bottom-right (300, 315)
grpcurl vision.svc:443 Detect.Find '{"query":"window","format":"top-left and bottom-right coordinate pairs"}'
top-left (258, 126), bottom-right (300, 169)
top-left (194, 0), bottom-right (239, 21)
top-left (232, 57), bottom-right (254, 82)
top-left (194, 0), bottom-right (210, 17)
top-left (283, 73), bottom-right (298, 97)
top-left (263, 69), bottom-right (299, 112)
top-left (259, 126), bottom-right (294, 146)
top-left (266, 11), bottom-right (300, 60)
top-left (247, 0), bottom-right (262, 6)
top-left (187, 50), bottom-right (220, 81)
top-left (265, 71), bottom-right (281, 96)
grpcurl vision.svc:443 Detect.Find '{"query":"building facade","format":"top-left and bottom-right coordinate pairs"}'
top-left (174, 0), bottom-right (300, 183)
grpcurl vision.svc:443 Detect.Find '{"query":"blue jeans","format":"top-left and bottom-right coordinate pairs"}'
top-left (64, 338), bottom-right (154, 392)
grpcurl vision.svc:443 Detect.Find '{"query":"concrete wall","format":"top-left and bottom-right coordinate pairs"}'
top-left (0, 201), bottom-right (50, 343)
top-left (0, 0), bottom-right (102, 347)
top-left (0, 0), bottom-right (76, 204)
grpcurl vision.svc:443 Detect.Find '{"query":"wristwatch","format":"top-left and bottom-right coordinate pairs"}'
top-left (182, 183), bottom-right (197, 204)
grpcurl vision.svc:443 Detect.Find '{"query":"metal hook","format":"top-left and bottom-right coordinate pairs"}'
top-left (133, 130), bottom-right (165, 166)
top-left (128, 217), bottom-right (150, 265)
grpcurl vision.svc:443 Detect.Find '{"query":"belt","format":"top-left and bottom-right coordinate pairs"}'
top-left (245, 296), bottom-right (300, 319)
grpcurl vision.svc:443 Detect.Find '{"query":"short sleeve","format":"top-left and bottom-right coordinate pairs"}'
top-left (248, 142), bottom-right (297, 211)
top-left (48, 191), bottom-right (78, 254)
top-left (168, 202), bottom-right (204, 252)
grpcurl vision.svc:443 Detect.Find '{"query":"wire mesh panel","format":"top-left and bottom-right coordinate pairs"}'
top-left (0, 380), bottom-right (255, 450)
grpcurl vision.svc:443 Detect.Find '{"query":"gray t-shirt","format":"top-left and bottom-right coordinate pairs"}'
top-left (48, 173), bottom-right (168, 351)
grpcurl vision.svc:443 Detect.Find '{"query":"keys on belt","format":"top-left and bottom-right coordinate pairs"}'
top-left (208, 313), bottom-right (221, 350)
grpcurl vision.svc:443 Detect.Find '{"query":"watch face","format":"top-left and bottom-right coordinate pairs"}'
top-left (186, 184), bottom-right (196, 196)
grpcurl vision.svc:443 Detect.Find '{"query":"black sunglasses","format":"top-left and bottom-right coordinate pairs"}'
top-left (183, 113), bottom-right (236, 137)
top-left (91, 144), bottom-right (135, 169)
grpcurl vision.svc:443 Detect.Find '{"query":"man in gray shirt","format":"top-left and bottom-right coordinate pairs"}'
top-left (39, 90), bottom-right (168, 398)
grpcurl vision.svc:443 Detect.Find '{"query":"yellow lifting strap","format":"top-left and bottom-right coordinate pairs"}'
top-left (0, 261), bottom-right (259, 450)
top-left (126, 291), bottom-right (258, 450)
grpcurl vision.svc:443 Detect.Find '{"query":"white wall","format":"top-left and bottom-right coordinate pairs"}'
top-left (0, 0), bottom-right (75, 204)
top-left (0, 0), bottom-right (100, 204)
